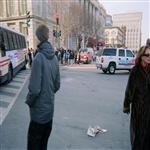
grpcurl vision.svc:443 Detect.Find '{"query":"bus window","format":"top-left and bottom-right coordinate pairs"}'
top-left (12, 34), bottom-right (18, 49)
top-left (7, 32), bottom-right (13, 50)
top-left (19, 36), bottom-right (23, 48)
top-left (0, 43), bottom-right (6, 57)
top-left (2, 30), bottom-right (9, 50)
top-left (16, 35), bottom-right (20, 49)
top-left (21, 36), bottom-right (26, 48)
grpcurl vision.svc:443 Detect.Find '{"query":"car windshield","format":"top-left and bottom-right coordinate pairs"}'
top-left (102, 48), bottom-right (116, 56)
top-left (80, 49), bottom-right (88, 53)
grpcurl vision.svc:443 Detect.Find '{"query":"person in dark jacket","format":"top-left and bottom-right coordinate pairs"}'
top-left (123, 45), bottom-right (150, 150)
top-left (28, 48), bottom-right (32, 67)
top-left (25, 25), bottom-right (60, 150)
top-left (146, 38), bottom-right (150, 46)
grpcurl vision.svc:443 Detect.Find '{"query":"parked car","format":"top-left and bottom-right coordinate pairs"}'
top-left (79, 48), bottom-right (94, 64)
top-left (96, 48), bottom-right (135, 74)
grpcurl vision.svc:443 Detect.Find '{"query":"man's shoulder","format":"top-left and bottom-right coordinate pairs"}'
top-left (35, 52), bottom-right (44, 58)
top-left (33, 52), bottom-right (44, 63)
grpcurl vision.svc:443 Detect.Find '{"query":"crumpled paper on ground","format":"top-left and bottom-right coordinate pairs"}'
top-left (87, 125), bottom-right (107, 137)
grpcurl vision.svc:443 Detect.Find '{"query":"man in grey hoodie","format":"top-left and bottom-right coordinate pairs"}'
top-left (26, 25), bottom-right (60, 150)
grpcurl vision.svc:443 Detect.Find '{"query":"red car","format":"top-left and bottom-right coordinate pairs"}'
top-left (78, 48), bottom-right (93, 64)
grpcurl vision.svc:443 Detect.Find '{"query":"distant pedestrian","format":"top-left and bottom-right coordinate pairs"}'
top-left (60, 48), bottom-right (64, 64)
top-left (123, 45), bottom-right (150, 150)
top-left (69, 50), bottom-right (74, 65)
top-left (28, 48), bottom-right (32, 67)
top-left (25, 24), bottom-right (60, 150)
top-left (146, 38), bottom-right (150, 46)
top-left (74, 51), bottom-right (78, 64)
top-left (77, 51), bottom-right (80, 64)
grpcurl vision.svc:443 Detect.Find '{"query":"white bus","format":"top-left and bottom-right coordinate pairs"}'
top-left (0, 25), bottom-right (27, 84)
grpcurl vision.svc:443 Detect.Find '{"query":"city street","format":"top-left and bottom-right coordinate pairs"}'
top-left (0, 64), bottom-right (131, 150)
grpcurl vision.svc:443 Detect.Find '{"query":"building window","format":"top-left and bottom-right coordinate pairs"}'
top-left (20, 22), bottom-right (28, 36)
top-left (7, 23), bottom-right (16, 30)
top-left (111, 31), bottom-right (116, 36)
top-left (105, 31), bottom-right (109, 36)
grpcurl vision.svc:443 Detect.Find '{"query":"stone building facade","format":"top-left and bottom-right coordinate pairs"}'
top-left (0, 0), bottom-right (55, 50)
top-left (104, 26), bottom-right (126, 48)
top-left (113, 12), bottom-right (142, 51)
top-left (0, 0), bottom-right (110, 50)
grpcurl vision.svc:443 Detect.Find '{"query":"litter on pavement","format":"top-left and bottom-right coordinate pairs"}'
top-left (87, 125), bottom-right (107, 137)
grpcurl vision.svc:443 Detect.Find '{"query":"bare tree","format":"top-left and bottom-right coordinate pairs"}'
top-left (48, 0), bottom-right (102, 49)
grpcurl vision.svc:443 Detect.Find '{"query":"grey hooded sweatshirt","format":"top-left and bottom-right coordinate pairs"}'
top-left (26, 41), bottom-right (60, 124)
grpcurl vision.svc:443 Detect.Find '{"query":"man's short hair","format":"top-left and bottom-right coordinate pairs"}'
top-left (36, 25), bottom-right (49, 42)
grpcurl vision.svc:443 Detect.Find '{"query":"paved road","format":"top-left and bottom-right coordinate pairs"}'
top-left (0, 64), bottom-right (131, 150)
top-left (0, 69), bottom-right (30, 125)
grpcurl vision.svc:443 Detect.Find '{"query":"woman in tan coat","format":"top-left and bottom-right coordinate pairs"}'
top-left (123, 45), bottom-right (150, 150)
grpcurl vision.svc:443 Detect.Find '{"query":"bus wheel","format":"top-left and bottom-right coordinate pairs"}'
top-left (7, 66), bottom-right (13, 83)
top-left (22, 62), bottom-right (26, 70)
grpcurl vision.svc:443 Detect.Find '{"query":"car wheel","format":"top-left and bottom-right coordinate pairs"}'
top-left (7, 66), bottom-right (13, 83)
top-left (86, 59), bottom-right (89, 64)
top-left (102, 69), bottom-right (107, 74)
top-left (108, 63), bottom-right (116, 74)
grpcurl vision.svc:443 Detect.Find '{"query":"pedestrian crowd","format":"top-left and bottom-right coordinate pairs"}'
top-left (27, 46), bottom-right (81, 68)
top-left (55, 48), bottom-right (81, 65)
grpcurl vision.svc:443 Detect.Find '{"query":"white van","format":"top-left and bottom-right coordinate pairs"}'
top-left (96, 48), bottom-right (135, 74)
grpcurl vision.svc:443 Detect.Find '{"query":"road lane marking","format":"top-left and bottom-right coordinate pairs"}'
top-left (2, 84), bottom-right (20, 89)
top-left (0, 71), bottom-right (30, 125)
top-left (0, 90), bottom-right (16, 97)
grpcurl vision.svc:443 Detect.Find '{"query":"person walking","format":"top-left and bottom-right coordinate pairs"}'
top-left (123, 45), bottom-right (150, 150)
top-left (146, 38), bottom-right (150, 46)
top-left (28, 48), bottom-right (32, 68)
top-left (25, 24), bottom-right (60, 150)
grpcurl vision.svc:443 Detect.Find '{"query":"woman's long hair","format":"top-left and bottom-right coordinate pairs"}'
top-left (135, 45), bottom-right (150, 65)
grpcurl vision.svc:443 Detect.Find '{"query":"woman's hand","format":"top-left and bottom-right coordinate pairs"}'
top-left (123, 107), bottom-right (130, 114)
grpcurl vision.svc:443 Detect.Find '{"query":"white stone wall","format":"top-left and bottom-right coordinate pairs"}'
top-left (113, 12), bottom-right (142, 51)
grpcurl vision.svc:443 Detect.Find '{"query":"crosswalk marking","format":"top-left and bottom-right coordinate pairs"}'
top-left (0, 90), bottom-right (16, 97)
top-left (0, 69), bottom-right (30, 125)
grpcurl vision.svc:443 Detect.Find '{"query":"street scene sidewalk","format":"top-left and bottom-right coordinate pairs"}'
top-left (0, 67), bottom-right (131, 150)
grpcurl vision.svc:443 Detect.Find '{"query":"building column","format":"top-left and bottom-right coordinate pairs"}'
top-left (3, 0), bottom-right (7, 17)
top-left (14, 0), bottom-right (19, 16)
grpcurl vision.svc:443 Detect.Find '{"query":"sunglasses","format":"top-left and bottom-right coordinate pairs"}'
top-left (143, 53), bottom-right (150, 57)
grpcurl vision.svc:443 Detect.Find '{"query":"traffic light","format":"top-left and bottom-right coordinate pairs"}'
top-left (56, 16), bottom-right (59, 25)
top-left (53, 29), bottom-right (56, 37)
top-left (53, 29), bottom-right (61, 37)
top-left (59, 30), bottom-right (61, 36)
top-left (26, 11), bottom-right (30, 26)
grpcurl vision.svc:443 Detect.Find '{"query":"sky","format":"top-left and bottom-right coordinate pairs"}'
top-left (99, 0), bottom-right (150, 45)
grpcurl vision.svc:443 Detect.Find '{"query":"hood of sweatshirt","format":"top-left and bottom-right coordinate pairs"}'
top-left (37, 41), bottom-right (55, 60)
